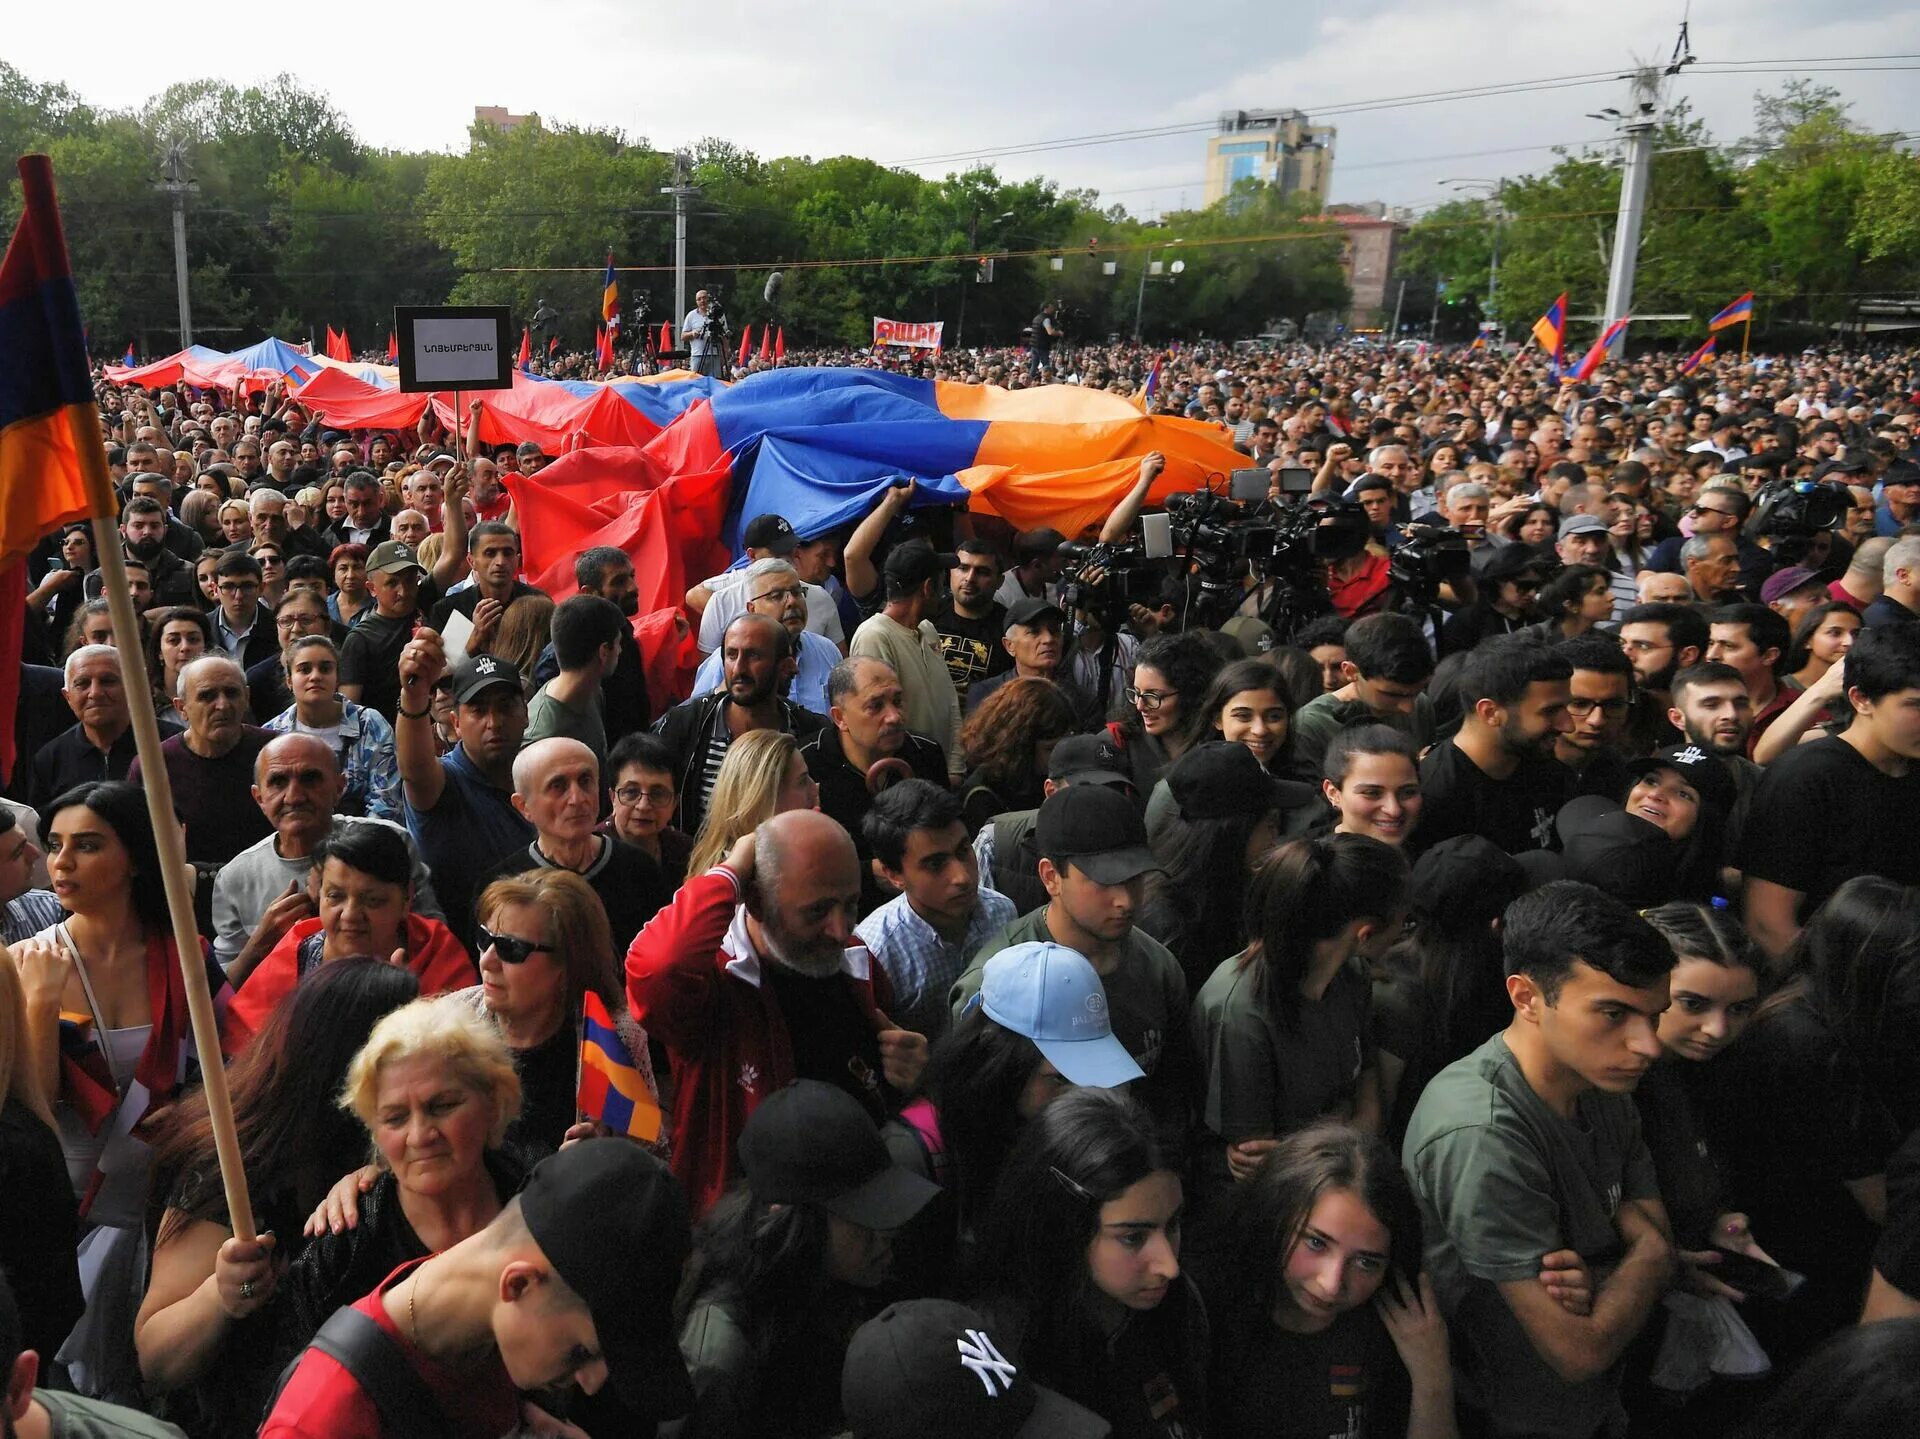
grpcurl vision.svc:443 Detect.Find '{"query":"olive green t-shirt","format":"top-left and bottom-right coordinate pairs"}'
top-left (1291, 689), bottom-right (1437, 779)
top-left (1401, 1032), bottom-right (1660, 1439)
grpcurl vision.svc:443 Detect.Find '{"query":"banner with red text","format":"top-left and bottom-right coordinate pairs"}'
top-left (872, 317), bottom-right (944, 350)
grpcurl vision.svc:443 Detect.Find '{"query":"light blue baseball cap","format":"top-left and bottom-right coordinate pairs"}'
top-left (975, 942), bottom-right (1144, 1089)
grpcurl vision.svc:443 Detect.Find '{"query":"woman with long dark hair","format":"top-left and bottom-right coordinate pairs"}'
top-left (133, 959), bottom-right (419, 1436)
top-left (1321, 725), bottom-right (1424, 848)
top-left (11, 781), bottom-right (234, 1400)
top-left (1190, 835), bottom-right (1410, 1208)
top-left (675, 1080), bottom-right (940, 1439)
top-left (1115, 631), bottom-right (1224, 799)
top-left (146, 606), bottom-right (213, 721)
top-left (969, 1088), bottom-right (1209, 1438)
top-left (1206, 1123), bottom-right (1454, 1439)
top-left (1532, 563), bottom-right (1614, 642)
top-left (1146, 658), bottom-right (1311, 834)
top-left (958, 677), bottom-right (1078, 834)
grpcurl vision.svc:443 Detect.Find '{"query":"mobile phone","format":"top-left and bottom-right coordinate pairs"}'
top-left (1709, 1246), bottom-right (1806, 1302)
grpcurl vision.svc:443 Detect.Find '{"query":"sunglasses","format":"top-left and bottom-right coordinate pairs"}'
top-left (477, 925), bottom-right (553, 965)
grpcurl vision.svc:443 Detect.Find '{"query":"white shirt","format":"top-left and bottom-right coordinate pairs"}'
top-left (683, 308), bottom-right (711, 355)
top-left (695, 572), bottom-right (844, 654)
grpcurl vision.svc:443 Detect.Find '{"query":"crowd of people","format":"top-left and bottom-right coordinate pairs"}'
top-left (2, 334), bottom-right (1920, 1439)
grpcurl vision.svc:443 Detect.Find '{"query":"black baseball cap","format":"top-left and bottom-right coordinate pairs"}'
top-left (1045, 732), bottom-right (1131, 790)
top-left (884, 538), bottom-right (961, 588)
top-left (1626, 743), bottom-right (1736, 816)
top-left (1411, 836), bottom-right (1530, 929)
top-left (1004, 596), bottom-right (1065, 632)
top-left (738, 1080), bottom-right (940, 1231)
top-left (1035, 785), bottom-right (1159, 885)
top-left (518, 1139), bottom-right (694, 1416)
top-left (843, 1299), bottom-right (1111, 1439)
top-left (1166, 741), bottom-right (1316, 821)
top-left (449, 652), bottom-right (523, 705)
top-left (743, 512), bottom-right (798, 555)
top-left (1552, 795), bottom-right (1673, 908)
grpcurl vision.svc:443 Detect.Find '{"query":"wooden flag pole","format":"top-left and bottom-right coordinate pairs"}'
top-left (67, 407), bottom-right (256, 1245)
top-left (1742, 312), bottom-right (1752, 365)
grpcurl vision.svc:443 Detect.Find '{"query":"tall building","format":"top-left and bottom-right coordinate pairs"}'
top-left (1204, 110), bottom-right (1336, 208)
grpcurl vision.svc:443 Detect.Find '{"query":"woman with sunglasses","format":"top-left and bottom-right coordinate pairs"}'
top-left (453, 870), bottom-right (662, 1158)
top-left (224, 822), bottom-right (474, 1046)
top-left (1438, 546), bottom-right (1543, 657)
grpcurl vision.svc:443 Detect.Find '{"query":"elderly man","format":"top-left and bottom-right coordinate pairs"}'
top-left (1681, 534), bottom-right (1742, 606)
top-left (27, 645), bottom-right (164, 809)
top-left (477, 737), bottom-right (670, 953)
top-left (690, 514), bottom-right (846, 655)
top-left (1635, 570), bottom-right (1693, 605)
top-left (689, 559), bottom-right (838, 713)
top-left (626, 809), bottom-right (928, 1213)
top-left (127, 654), bottom-right (274, 865)
top-left (850, 540), bottom-right (964, 778)
top-left (322, 470), bottom-right (390, 551)
top-left (799, 657), bottom-right (949, 915)
top-left (213, 733), bottom-right (440, 980)
top-left (1865, 536), bottom-right (1920, 628)
top-left (252, 487), bottom-right (328, 561)
top-left (404, 458), bottom-right (452, 531)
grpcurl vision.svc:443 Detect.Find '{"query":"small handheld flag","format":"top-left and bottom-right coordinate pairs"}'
top-left (385, 331), bottom-right (398, 362)
top-left (658, 320), bottom-right (673, 354)
top-left (122, 342), bottom-right (136, 368)
top-left (601, 251), bottom-right (620, 334)
top-left (1708, 291), bottom-right (1753, 332)
top-left (757, 326), bottom-right (771, 364)
top-left (547, 334), bottom-right (559, 356)
top-left (577, 991), bottom-right (661, 1141)
top-left (1679, 336), bottom-right (1717, 375)
top-left (517, 327), bottom-right (532, 372)
top-left (1531, 293), bottom-right (1567, 357)
top-left (737, 325), bottom-right (751, 368)
top-left (774, 328), bottom-right (785, 363)
top-left (1571, 318), bottom-right (1631, 383)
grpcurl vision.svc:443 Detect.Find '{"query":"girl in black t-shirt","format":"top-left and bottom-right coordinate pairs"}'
top-left (1203, 1122), bottom-right (1455, 1439)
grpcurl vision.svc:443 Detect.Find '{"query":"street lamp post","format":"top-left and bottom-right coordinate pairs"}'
top-left (1443, 177), bottom-right (1505, 335)
top-left (1132, 238), bottom-right (1182, 341)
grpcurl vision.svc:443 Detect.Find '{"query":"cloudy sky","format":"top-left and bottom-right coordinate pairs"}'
top-left (10, 0), bottom-right (1917, 214)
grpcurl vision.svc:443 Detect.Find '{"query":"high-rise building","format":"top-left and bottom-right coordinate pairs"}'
top-left (1203, 110), bottom-right (1336, 208)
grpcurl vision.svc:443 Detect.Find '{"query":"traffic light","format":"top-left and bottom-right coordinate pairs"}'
top-left (975, 256), bottom-right (995, 283)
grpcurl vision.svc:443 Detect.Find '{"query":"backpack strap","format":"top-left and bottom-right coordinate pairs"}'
top-left (267, 1304), bottom-right (457, 1439)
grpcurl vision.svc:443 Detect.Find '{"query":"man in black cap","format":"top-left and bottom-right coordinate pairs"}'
top-left (972, 730), bottom-right (1134, 915)
top-left (964, 595), bottom-right (1100, 729)
top-left (949, 785), bottom-right (1188, 1125)
top-left (691, 512), bottom-right (846, 653)
top-left (263, 1140), bottom-right (693, 1438)
top-left (396, 634), bottom-right (534, 947)
top-left (851, 539), bottom-right (965, 777)
top-left (842, 1299), bottom-right (1110, 1439)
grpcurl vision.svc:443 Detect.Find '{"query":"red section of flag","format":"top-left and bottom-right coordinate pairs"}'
top-left (659, 321), bottom-right (673, 353)
top-left (385, 331), bottom-right (398, 362)
top-left (517, 328), bottom-right (532, 370)
top-left (737, 325), bottom-right (751, 368)
top-left (774, 328), bottom-right (785, 363)
top-left (757, 327), bottom-right (771, 364)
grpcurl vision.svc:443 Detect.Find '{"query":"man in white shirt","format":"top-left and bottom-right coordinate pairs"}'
top-left (683, 289), bottom-right (718, 377)
top-left (690, 514), bottom-right (846, 653)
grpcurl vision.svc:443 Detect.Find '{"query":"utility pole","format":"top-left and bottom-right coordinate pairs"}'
top-left (660, 150), bottom-right (700, 335)
top-left (156, 140), bottom-right (197, 346)
top-left (1601, 66), bottom-right (1663, 332)
top-left (1389, 278), bottom-right (1406, 338)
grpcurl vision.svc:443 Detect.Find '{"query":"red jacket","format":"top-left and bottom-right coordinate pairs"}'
top-left (227, 913), bottom-right (476, 1044)
top-left (624, 866), bottom-right (895, 1216)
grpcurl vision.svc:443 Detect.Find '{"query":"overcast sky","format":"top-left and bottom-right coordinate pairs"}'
top-left (10, 1), bottom-right (1917, 215)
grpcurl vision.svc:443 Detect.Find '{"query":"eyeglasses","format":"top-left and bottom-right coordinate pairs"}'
top-left (477, 925), bottom-right (553, 965)
top-left (216, 582), bottom-right (259, 596)
top-left (276, 613), bottom-right (324, 630)
top-left (753, 586), bottom-right (803, 605)
top-left (614, 784), bottom-right (675, 807)
top-left (1125, 686), bottom-right (1174, 710)
top-left (1566, 698), bottom-right (1632, 718)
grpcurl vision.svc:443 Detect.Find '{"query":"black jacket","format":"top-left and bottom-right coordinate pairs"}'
top-left (650, 692), bottom-right (830, 835)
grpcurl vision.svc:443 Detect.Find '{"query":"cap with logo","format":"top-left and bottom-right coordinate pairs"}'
top-left (884, 538), bottom-right (961, 589)
top-left (842, 1299), bottom-right (1111, 1439)
top-left (1217, 616), bottom-right (1277, 657)
top-left (971, 942), bottom-right (1144, 1088)
top-left (1166, 741), bottom-right (1318, 821)
top-left (516, 1138), bottom-right (694, 1416)
top-left (1034, 785), bottom-right (1159, 885)
top-left (738, 1079), bottom-right (941, 1232)
top-left (1045, 732), bottom-right (1132, 790)
top-left (1551, 794), bottom-right (1674, 909)
top-left (1626, 743), bottom-right (1736, 816)
top-left (364, 539), bottom-right (426, 577)
top-left (449, 652), bottom-right (523, 706)
top-left (743, 513), bottom-right (799, 555)
top-left (1003, 596), bottom-right (1065, 633)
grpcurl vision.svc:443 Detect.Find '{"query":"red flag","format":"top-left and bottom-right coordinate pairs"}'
top-left (658, 321), bottom-right (672, 353)
top-left (330, 328), bottom-right (352, 361)
top-left (517, 327), bottom-right (532, 371)
top-left (757, 327), bottom-right (771, 364)
top-left (1571, 318), bottom-right (1630, 383)
top-left (548, 335), bottom-right (559, 356)
top-left (774, 328), bottom-right (785, 363)
top-left (386, 331), bottom-right (398, 362)
top-left (737, 325), bottom-right (751, 368)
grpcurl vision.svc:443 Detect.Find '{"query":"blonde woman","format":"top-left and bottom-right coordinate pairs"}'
top-left (686, 729), bottom-right (819, 875)
top-left (0, 950), bottom-right (82, 1361)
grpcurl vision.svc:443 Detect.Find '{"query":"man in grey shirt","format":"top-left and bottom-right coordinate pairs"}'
top-left (213, 734), bottom-right (439, 980)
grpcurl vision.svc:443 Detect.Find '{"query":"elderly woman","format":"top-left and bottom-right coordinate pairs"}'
top-left (264, 634), bottom-right (401, 821)
top-left (276, 997), bottom-right (523, 1365)
top-left (453, 870), bottom-right (663, 1158)
top-left (225, 822), bottom-right (472, 1043)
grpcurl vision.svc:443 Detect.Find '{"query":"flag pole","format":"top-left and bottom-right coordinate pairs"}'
top-left (1742, 311), bottom-right (1751, 365)
top-left (65, 406), bottom-right (256, 1245)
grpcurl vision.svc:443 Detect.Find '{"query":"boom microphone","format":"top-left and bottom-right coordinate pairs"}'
top-left (763, 271), bottom-right (784, 306)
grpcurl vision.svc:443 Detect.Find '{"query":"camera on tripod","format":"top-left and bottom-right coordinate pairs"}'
top-left (1161, 486), bottom-right (1370, 633)
top-left (1388, 524), bottom-right (1474, 606)
top-left (1750, 479), bottom-right (1849, 541)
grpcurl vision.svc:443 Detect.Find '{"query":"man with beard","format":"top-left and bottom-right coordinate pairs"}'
top-left (1617, 602), bottom-right (1709, 751)
top-left (1553, 634), bottom-right (1636, 799)
top-left (533, 546), bottom-right (653, 742)
top-left (929, 540), bottom-right (1011, 700)
top-left (1415, 635), bottom-right (1575, 855)
top-left (119, 495), bottom-right (194, 605)
top-left (687, 559), bottom-right (838, 713)
top-left (625, 809), bottom-right (929, 1214)
top-left (524, 595), bottom-right (625, 771)
top-left (1666, 661), bottom-right (1762, 878)
top-left (798, 657), bottom-right (948, 915)
top-left (652, 613), bottom-right (828, 836)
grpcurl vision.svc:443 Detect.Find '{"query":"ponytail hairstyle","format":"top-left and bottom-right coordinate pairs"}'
top-left (1640, 901), bottom-right (1765, 979)
top-left (1239, 835), bottom-right (1411, 1031)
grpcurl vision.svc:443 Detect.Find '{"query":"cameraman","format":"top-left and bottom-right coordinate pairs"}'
top-left (683, 289), bottom-right (719, 377)
top-left (1029, 301), bottom-right (1060, 379)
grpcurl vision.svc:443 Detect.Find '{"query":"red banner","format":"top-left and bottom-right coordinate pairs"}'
top-left (873, 317), bottom-right (944, 350)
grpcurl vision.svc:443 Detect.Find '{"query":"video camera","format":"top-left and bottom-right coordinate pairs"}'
top-left (1161, 485), bottom-right (1370, 634)
top-left (1749, 479), bottom-right (1850, 541)
top-left (1388, 524), bottom-right (1474, 608)
top-left (1056, 539), bottom-right (1165, 624)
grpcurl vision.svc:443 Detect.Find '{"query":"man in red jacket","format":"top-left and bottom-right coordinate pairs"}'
top-left (626, 809), bottom-right (930, 1214)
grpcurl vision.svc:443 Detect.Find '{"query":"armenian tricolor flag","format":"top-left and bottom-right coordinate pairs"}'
top-left (577, 990), bottom-right (661, 1141)
top-left (1531, 293), bottom-right (1567, 359)
top-left (1571, 317), bottom-right (1631, 383)
top-left (1679, 335), bottom-right (1717, 375)
top-left (601, 251), bottom-right (620, 334)
top-left (517, 327), bottom-right (532, 373)
top-left (121, 341), bottom-right (135, 368)
top-left (1708, 291), bottom-right (1754, 332)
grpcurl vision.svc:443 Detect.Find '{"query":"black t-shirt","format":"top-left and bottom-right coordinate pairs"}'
top-left (1633, 1056), bottom-right (1733, 1250)
top-left (1565, 747), bottom-right (1632, 802)
top-left (507, 1019), bottom-right (578, 1159)
top-left (763, 964), bottom-right (890, 1123)
top-left (930, 599), bottom-right (1012, 697)
top-left (1874, 1127), bottom-right (1920, 1301)
top-left (1214, 1304), bottom-right (1410, 1439)
top-left (1738, 735), bottom-right (1920, 917)
top-left (477, 836), bottom-right (671, 956)
top-left (337, 609), bottom-right (418, 722)
top-left (1414, 739), bottom-right (1570, 856)
top-left (428, 580), bottom-right (542, 633)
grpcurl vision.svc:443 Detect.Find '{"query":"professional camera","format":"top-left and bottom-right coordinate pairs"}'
top-left (1388, 524), bottom-right (1474, 607)
top-left (1163, 487), bottom-right (1370, 634)
top-left (704, 291), bottom-right (728, 329)
top-left (1749, 479), bottom-right (1849, 541)
top-left (1056, 539), bottom-right (1165, 623)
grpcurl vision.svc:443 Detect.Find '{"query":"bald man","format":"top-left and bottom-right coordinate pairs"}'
top-left (214, 733), bottom-right (441, 978)
top-left (127, 655), bottom-right (274, 865)
top-left (625, 810), bottom-right (928, 1214)
top-left (1636, 570), bottom-right (1693, 605)
top-left (474, 737), bottom-right (670, 952)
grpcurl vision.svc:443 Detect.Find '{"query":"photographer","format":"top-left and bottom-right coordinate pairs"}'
top-left (683, 289), bottom-right (721, 378)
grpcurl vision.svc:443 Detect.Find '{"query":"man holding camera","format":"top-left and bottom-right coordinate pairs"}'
top-left (684, 289), bottom-right (719, 378)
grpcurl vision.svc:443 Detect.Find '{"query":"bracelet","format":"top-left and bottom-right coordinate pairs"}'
top-left (396, 703), bottom-right (432, 720)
